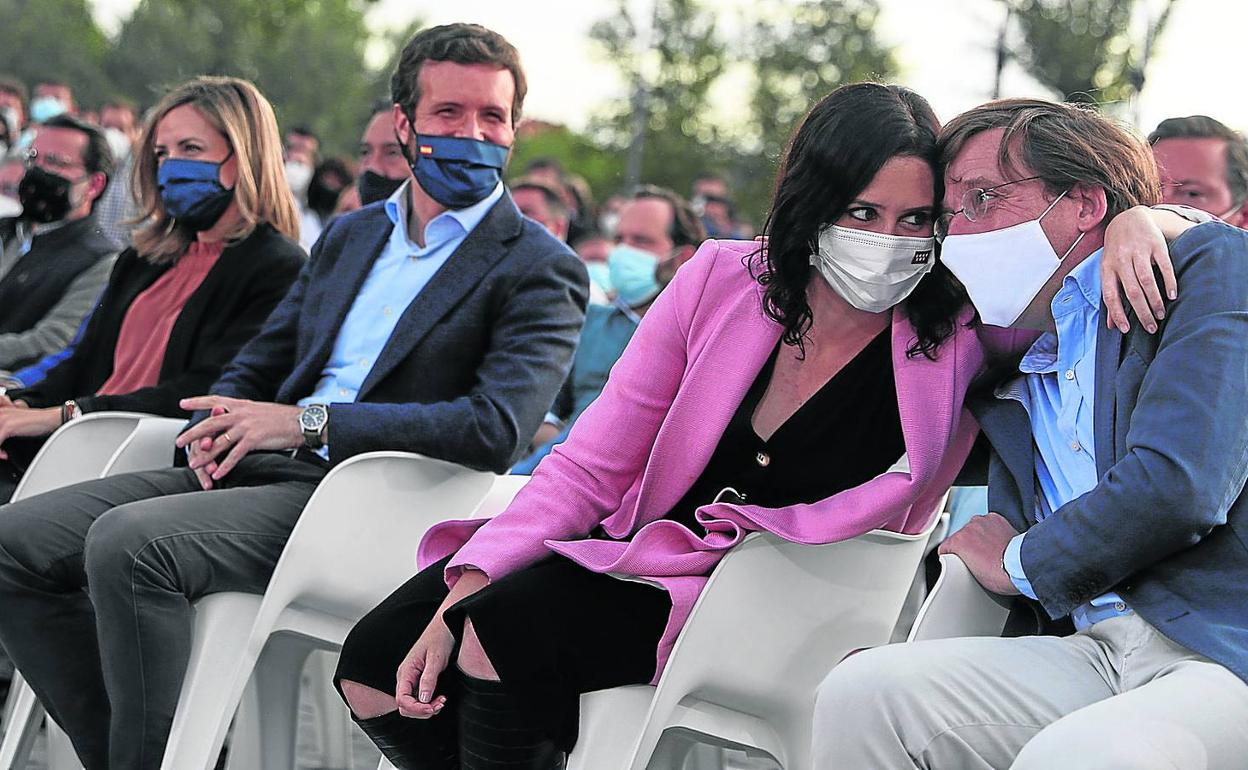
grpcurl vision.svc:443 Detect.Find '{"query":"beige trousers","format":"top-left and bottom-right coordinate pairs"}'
top-left (812, 614), bottom-right (1248, 769)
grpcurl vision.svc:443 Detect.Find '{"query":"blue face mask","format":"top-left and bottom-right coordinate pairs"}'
top-left (158, 156), bottom-right (235, 231)
top-left (407, 133), bottom-right (508, 209)
top-left (585, 261), bottom-right (614, 296)
top-left (30, 96), bottom-right (67, 124)
top-left (608, 244), bottom-right (663, 308)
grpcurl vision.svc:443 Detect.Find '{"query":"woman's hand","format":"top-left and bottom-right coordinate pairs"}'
top-left (0, 407), bottom-right (62, 459)
top-left (392, 567), bottom-right (491, 719)
top-left (1102, 206), bottom-right (1179, 334)
top-left (395, 618), bottom-right (455, 719)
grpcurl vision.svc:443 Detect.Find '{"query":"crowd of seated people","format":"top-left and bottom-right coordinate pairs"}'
top-left (0, 20), bottom-right (1245, 770)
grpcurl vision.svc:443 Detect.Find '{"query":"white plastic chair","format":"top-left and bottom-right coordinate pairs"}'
top-left (0, 413), bottom-right (184, 770)
top-left (158, 452), bottom-right (501, 770)
top-left (378, 504), bottom-right (944, 770)
top-left (906, 553), bottom-right (1012, 643)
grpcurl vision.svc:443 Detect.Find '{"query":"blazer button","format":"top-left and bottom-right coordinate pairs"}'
top-left (755, 451), bottom-right (770, 467)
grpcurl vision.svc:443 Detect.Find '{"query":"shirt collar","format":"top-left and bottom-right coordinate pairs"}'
top-left (1018, 248), bottom-right (1104, 375)
top-left (384, 179), bottom-right (503, 254)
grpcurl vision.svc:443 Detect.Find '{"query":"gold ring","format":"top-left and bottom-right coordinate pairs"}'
top-left (223, 432), bottom-right (233, 443)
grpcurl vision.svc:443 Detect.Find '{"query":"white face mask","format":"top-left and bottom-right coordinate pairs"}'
top-left (940, 190), bottom-right (1084, 328)
top-left (104, 127), bottom-right (132, 162)
top-left (284, 160), bottom-right (313, 199)
top-left (809, 225), bottom-right (935, 312)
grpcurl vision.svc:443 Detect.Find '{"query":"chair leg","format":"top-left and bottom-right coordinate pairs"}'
top-left (251, 634), bottom-right (315, 770)
top-left (159, 593), bottom-right (264, 770)
top-left (0, 675), bottom-right (43, 770)
top-left (308, 651), bottom-right (354, 770)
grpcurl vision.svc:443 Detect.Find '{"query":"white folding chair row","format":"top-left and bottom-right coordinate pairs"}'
top-left (377, 502), bottom-right (947, 770)
top-left (158, 455), bottom-right (526, 770)
top-left (0, 413), bottom-right (185, 770)
top-left (906, 552), bottom-right (1012, 643)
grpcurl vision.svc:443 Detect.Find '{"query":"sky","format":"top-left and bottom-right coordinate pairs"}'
top-left (87, 0), bottom-right (1245, 135)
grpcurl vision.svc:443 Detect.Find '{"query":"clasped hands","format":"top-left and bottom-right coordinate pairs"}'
top-left (175, 396), bottom-right (304, 490)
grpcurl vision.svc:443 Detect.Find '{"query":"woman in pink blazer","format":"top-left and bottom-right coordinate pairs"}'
top-left (333, 84), bottom-right (1173, 769)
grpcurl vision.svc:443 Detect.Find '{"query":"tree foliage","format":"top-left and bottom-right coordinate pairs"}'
top-left (1004, 0), bottom-right (1179, 106)
top-left (586, 0), bottom-right (898, 225)
top-left (0, 0), bottom-right (113, 100)
top-left (0, 0), bottom-right (404, 155)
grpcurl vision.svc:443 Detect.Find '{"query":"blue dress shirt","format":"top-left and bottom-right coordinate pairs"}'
top-left (1001, 249), bottom-right (1132, 630)
top-left (297, 180), bottom-right (504, 453)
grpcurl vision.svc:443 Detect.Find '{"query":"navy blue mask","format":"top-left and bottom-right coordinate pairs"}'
top-left (406, 134), bottom-right (508, 209)
top-left (158, 156), bottom-right (235, 231)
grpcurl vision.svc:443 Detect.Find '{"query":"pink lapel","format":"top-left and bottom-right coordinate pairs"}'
top-left (890, 307), bottom-right (983, 490)
top-left (611, 279), bottom-right (782, 535)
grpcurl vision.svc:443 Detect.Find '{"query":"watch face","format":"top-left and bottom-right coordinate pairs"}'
top-left (300, 404), bottom-right (328, 431)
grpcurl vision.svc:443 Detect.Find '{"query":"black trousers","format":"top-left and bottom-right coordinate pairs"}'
top-left (335, 554), bottom-right (671, 757)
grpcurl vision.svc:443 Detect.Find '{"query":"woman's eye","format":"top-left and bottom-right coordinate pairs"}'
top-left (846, 207), bottom-right (876, 222)
top-left (901, 212), bottom-right (933, 227)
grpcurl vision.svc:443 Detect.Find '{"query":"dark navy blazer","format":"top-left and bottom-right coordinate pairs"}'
top-left (971, 222), bottom-right (1248, 684)
top-left (203, 192), bottom-right (589, 473)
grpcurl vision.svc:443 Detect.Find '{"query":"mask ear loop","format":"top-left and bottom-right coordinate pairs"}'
top-left (1039, 187), bottom-right (1087, 261)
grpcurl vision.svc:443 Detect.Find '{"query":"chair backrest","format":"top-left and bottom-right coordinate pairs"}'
top-left (102, 417), bottom-right (184, 477)
top-left (906, 553), bottom-right (1012, 642)
top-left (256, 452), bottom-right (495, 622)
top-left (472, 474), bottom-right (530, 519)
top-left (10, 412), bottom-right (153, 502)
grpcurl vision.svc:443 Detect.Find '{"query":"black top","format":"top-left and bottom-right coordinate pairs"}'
top-left (12, 224), bottom-right (304, 417)
top-left (665, 328), bottom-right (905, 530)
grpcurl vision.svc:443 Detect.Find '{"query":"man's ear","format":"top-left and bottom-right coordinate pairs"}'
top-left (1070, 182), bottom-right (1109, 231)
top-left (392, 103), bottom-right (412, 146)
top-left (85, 171), bottom-right (107, 204)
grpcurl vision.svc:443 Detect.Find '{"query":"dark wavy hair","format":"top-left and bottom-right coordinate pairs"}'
top-left (751, 82), bottom-right (968, 359)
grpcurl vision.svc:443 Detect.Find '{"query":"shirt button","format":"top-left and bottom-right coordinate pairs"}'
top-left (1065, 369), bottom-right (1076, 381)
top-left (383, 306), bottom-right (393, 316)
top-left (359, 358), bottom-right (369, 368)
top-left (755, 451), bottom-right (770, 467)
top-left (1070, 441), bottom-right (1082, 452)
top-left (1114, 601), bottom-right (1127, 612)
top-left (339, 388), bottom-right (348, 397)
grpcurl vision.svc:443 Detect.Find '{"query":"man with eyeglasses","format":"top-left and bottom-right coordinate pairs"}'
top-left (814, 98), bottom-right (1248, 769)
top-left (0, 114), bottom-right (116, 381)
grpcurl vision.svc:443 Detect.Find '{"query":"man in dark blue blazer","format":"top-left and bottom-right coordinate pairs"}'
top-left (814, 99), bottom-right (1248, 769)
top-left (0, 24), bottom-right (587, 770)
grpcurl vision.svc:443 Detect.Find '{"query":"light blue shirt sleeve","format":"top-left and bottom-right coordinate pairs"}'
top-left (1003, 532), bottom-right (1039, 600)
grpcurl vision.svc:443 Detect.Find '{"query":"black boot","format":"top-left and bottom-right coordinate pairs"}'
top-left (356, 709), bottom-right (459, 770)
top-left (458, 673), bottom-right (565, 770)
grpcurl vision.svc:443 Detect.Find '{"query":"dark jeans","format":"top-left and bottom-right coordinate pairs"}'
top-left (0, 452), bottom-right (327, 770)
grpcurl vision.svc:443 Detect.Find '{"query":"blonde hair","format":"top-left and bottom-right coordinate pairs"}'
top-left (131, 76), bottom-right (300, 263)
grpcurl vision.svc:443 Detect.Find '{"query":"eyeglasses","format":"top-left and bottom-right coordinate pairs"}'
top-left (23, 147), bottom-right (86, 178)
top-left (935, 175), bottom-right (1042, 243)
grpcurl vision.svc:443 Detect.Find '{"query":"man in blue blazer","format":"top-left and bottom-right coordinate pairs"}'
top-left (0, 24), bottom-right (587, 770)
top-left (814, 99), bottom-right (1248, 769)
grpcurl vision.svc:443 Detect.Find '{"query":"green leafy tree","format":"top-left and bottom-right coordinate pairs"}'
top-left (0, 0), bottom-right (114, 104)
top-left (104, 0), bottom-right (396, 154)
top-left (749, 0), bottom-right (897, 157)
top-left (589, 0), bottom-right (729, 199)
top-left (1004, 0), bottom-right (1179, 105)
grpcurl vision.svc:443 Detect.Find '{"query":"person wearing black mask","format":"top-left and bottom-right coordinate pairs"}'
top-left (356, 102), bottom-right (412, 206)
top-left (0, 115), bottom-right (116, 376)
top-left (0, 28), bottom-right (584, 770)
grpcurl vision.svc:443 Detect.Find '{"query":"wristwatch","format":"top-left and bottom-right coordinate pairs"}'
top-left (298, 403), bottom-right (329, 449)
top-left (60, 399), bottom-right (80, 425)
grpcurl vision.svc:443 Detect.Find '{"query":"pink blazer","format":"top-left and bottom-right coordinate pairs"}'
top-left (420, 239), bottom-right (1008, 681)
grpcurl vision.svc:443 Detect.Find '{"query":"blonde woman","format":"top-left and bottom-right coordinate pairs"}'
top-left (0, 76), bottom-right (304, 501)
